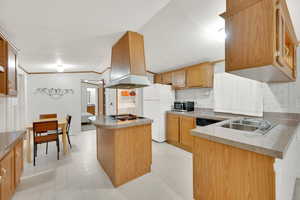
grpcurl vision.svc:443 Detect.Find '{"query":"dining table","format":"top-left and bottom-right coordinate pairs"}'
top-left (25, 118), bottom-right (69, 163)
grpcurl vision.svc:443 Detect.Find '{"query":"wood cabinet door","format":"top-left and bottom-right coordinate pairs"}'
top-left (172, 70), bottom-right (186, 89)
top-left (0, 151), bottom-right (14, 200)
top-left (166, 114), bottom-right (180, 143)
top-left (0, 39), bottom-right (7, 95)
top-left (7, 45), bottom-right (17, 96)
top-left (14, 140), bottom-right (23, 187)
top-left (186, 63), bottom-right (213, 88)
top-left (225, 0), bottom-right (274, 71)
top-left (162, 72), bottom-right (172, 85)
top-left (180, 116), bottom-right (196, 149)
top-left (154, 74), bottom-right (162, 84)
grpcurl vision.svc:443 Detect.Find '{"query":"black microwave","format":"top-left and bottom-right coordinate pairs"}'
top-left (174, 101), bottom-right (194, 112)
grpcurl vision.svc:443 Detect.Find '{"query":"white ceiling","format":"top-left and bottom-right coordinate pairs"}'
top-left (0, 0), bottom-right (170, 72)
top-left (0, 0), bottom-right (299, 73)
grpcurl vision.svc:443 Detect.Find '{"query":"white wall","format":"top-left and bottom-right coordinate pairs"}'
top-left (27, 73), bottom-right (102, 133)
top-left (176, 49), bottom-right (300, 114)
top-left (0, 70), bottom-right (27, 132)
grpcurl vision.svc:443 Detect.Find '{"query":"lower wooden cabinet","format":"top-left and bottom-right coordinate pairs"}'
top-left (166, 113), bottom-right (196, 152)
top-left (166, 114), bottom-right (180, 144)
top-left (14, 140), bottom-right (23, 186)
top-left (180, 116), bottom-right (196, 149)
top-left (0, 151), bottom-right (14, 200)
top-left (0, 139), bottom-right (24, 200)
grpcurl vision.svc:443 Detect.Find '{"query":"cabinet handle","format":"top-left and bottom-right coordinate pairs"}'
top-left (1, 168), bottom-right (6, 175)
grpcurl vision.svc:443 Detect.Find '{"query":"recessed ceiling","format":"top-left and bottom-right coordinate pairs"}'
top-left (0, 0), bottom-right (170, 72)
top-left (0, 0), bottom-right (299, 73)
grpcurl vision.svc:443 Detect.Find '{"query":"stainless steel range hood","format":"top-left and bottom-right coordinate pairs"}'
top-left (105, 74), bottom-right (150, 89)
top-left (105, 31), bottom-right (150, 89)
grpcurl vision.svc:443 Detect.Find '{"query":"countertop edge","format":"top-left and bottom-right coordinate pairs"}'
top-left (91, 119), bottom-right (153, 129)
top-left (191, 129), bottom-right (283, 159)
top-left (0, 130), bottom-right (26, 161)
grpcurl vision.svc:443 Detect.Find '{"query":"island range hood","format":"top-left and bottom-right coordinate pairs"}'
top-left (105, 31), bottom-right (150, 89)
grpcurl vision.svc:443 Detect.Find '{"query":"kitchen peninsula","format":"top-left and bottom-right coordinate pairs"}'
top-left (90, 114), bottom-right (152, 187)
top-left (167, 109), bottom-right (300, 200)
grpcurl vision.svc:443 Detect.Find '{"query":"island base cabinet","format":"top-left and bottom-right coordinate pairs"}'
top-left (193, 137), bottom-right (275, 200)
top-left (96, 125), bottom-right (152, 187)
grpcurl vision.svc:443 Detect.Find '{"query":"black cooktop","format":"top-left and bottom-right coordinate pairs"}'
top-left (110, 114), bottom-right (144, 121)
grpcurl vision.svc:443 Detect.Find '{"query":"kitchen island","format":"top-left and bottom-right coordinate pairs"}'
top-left (90, 115), bottom-right (153, 187)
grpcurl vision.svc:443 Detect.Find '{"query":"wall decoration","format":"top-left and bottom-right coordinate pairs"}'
top-left (35, 88), bottom-right (74, 99)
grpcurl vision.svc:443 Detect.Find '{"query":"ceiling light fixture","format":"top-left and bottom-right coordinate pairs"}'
top-left (57, 65), bottom-right (64, 72)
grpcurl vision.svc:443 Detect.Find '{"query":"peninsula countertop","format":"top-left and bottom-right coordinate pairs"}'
top-left (0, 130), bottom-right (26, 160)
top-left (167, 109), bottom-right (300, 159)
top-left (89, 115), bottom-right (153, 129)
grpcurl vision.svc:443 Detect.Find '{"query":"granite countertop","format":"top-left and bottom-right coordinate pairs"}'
top-left (168, 109), bottom-right (300, 159)
top-left (89, 115), bottom-right (153, 129)
top-left (0, 130), bottom-right (26, 161)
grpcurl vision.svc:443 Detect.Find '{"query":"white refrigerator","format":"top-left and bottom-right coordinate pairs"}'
top-left (143, 84), bottom-right (175, 142)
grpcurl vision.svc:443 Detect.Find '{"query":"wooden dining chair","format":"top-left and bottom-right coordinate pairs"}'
top-left (33, 121), bottom-right (60, 166)
top-left (40, 113), bottom-right (57, 119)
top-left (46, 115), bottom-right (72, 154)
top-left (58, 115), bottom-right (72, 148)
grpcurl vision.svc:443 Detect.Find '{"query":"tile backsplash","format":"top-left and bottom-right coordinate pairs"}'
top-left (176, 88), bottom-right (214, 108)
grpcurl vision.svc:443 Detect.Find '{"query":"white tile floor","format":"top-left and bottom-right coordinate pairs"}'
top-left (13, 130), bottom-right (193, 200)
top-left (294, 179), bottom-right (300, 200)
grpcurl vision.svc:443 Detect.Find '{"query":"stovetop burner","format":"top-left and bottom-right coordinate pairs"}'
top-left (110, 114), bottom-right (143, 121)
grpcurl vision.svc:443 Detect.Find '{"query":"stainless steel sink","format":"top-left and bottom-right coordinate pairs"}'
top-left (221, 118), bottom-right (277, 135)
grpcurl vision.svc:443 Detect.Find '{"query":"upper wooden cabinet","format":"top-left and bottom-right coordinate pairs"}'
top-left (155, 61), bottom-right (214, 89)
top-left (0, 37), bottom-right (18, 96)
top-left (223, 0), bottom-right (298, 82)
top-left (110, 31), bottom-right (146, 81)
top-left (172, 70), bottom-right (186, 89)
top-left (154, 73), bottom-right (162, 84)
top-left (162, 72), bottom-right (172, 85)
top-left (186, 62), bottom-right (214, 88)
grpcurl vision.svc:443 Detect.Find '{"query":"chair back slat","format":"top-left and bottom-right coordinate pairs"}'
top-left (33, 121), bottom-right (58, 134)
top-left (40, 114), bottom-right (57, 119)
